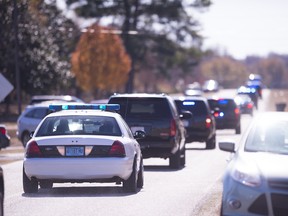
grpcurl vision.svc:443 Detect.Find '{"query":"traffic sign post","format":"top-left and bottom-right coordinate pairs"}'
top-left (0, 73), bottom-right (14, 102)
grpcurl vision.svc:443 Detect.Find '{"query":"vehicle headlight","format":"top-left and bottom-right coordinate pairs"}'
top-left (231, 163), bottom-right (261, 187)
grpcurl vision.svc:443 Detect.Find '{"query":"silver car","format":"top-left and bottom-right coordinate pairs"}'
top-left (17, 103), bottom-right (50, 147)
top-left (219, 112), bottom-right (288, 216)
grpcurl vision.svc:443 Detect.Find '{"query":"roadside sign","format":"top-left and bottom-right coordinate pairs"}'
top-left (0, 73), bottom-right (14, 102)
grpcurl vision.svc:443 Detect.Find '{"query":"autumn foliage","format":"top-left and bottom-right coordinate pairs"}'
top-left (71, 24), bottom-right (131, 93)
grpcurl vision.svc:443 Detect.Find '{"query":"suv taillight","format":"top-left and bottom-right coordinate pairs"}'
top-left (247, 103), bottom-right (253, 109)
top-left (206, 117), bottom-right (212, 128)
top-left (0, 127), bottom-right (6, 135)
top-left (170, 119), bottom-right (177, 136)
top-left (26, 140), bottom-right (42, 158)
top-left (234, 108), bottom-right (240, 115)
top-left (109, 140), bottom-right (126, 157)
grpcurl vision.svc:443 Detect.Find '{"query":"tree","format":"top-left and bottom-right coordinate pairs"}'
top-left (0, 0), bottom-right (80, 104)
top-left (199, 56), bottom-right (247, 88)
top-left (71, 24), bottom-right (131, 97)
top-left (66, 0), bottom-right (211, 92)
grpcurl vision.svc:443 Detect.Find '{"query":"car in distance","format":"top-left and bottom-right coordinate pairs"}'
top-left (183, 82), bottom-right (203, 96)
top-left (208, 97), bottom-right (241, 134)
top-left (202, 79), bottom-right (219, 92)
top-left (23, 104), bottom-right (145, 193)
top-left (17, 103), bottom-right (52, 147)
top-left (219, 112), bottom-right (288, 216)
top-left (29, 95), bottom-right (83, 105)
top-left (0, 124), bottom-right (10, 150)
top-left (237, 85), bottom-right (259, 109)
top-left (174, 96), bottom-right (216, 149)
top-left (108, 93), bottom-right (190, 169)
top-left (17, 101), bottom-right (84, 147)
top-left (234, 94), bottom-right (254, 116)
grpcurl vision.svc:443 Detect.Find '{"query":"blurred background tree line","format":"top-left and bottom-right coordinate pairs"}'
top-left (1, 0), bottom-right (288, 109)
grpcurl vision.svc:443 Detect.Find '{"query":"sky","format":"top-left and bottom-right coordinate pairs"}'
top-left (195, 0), bottom-right (288, 59)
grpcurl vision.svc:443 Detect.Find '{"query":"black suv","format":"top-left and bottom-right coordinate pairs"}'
top-left (208, 98), bottom-right (241, 134)
top-left (174, 96), bottom-right (216, 149)
top-left (108, 93), bottom-right (190, 169)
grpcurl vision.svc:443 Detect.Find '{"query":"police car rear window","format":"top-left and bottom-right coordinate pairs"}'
top-left (36, 116), bottom-right (122, 137)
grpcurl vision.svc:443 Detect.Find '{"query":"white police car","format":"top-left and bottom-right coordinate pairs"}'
top-left (23, 104), bottom-right (145, 193)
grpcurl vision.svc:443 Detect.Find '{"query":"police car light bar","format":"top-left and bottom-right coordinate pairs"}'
top-left (49, 104), bottom-right (120, 112)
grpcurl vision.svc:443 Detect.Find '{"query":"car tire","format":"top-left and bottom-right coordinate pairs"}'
top-left (123, 158), bottom-right (137, 193)
top-left (39, 180), bottom-right (53, 189)
top-left (23, 166), bottom-right (38, 193)
top-left (236, 125), bottom-right (241, 134)
top-left (180, 147), bottom-right (186, 166)
top-left (0, 192), bottom-right (3, 216)
top-left (136, 158), bottom-right (144, 189)
top-left (206, 135), bottom-right (216, 149)
top-left (169, 149), bottom-right (181, 169)
top-left (22, 132), bottom-right (31, 147)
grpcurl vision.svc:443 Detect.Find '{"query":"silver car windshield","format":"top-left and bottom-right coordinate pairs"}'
top-left (36, 116), bottom-right (122, 137)
top-left (245, 120), bottom-right (288, 154)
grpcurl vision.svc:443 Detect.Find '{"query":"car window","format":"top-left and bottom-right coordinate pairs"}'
top-left (245, 121), bottom-right (288, 154)
top-left (175, 100), bottom-right (208, 116)
top-left (36, 116), bottom-right (122, 137)
top-left (25, 108), bottom-right (48, 119)
top-left (208, 99), bottom-right (236, 111)
top-left (109, 98), bottom-right (171, 119)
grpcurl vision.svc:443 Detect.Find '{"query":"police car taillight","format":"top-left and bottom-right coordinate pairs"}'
top-left (109, 141), bottom-right (126, 157)
top-left (26, 141), bottom-right (42, 158)
top-left (49, 104), bottom-right (120, 112)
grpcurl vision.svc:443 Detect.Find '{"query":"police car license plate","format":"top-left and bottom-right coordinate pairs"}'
top-left (66, 146), bottom-right (84, 156)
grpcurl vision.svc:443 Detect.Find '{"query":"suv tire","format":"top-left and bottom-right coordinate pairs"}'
top-left (206, 135), bottom-right (216, 149)
top-left (169, 150), bottom-right (181, 169)
top-left (236, 125), bottom-right (241, 134)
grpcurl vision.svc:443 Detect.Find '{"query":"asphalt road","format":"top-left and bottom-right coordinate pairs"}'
top-left (1, 89), bottom-right (286, 216)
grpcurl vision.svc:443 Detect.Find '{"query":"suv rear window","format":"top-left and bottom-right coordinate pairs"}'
top-left (175, 100), bottom-right (208, 116)
top-left (109, 98), bottom-right (171, 118)
top-left (208, 99), bottom-right (236, 111)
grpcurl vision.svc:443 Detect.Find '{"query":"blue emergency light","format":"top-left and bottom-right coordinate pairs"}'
top-left (49, 104), bottom-right (120, 112)
top-left (183, 101), bottom-right (195, 106)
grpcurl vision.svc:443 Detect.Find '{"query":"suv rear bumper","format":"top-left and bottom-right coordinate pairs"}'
top-left (139, 139), bottom-right (182, 159)
top-left (185, 128), bottom-right (213, 143)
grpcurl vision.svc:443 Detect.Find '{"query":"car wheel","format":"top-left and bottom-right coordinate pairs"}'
top-left (123, 158), bottom-right (137, 193)
top-left (39, 180), bottom-right (53, 189)
top-left (180, 147), bottom-right (186, 166)
top-left (136, 158), bottom-right (144, 189)
top-left (22, 132), bottom-right (31, 147)
top-left (23, 166), bottom-right (38, 193)
top-left (0, 191), bottom-right (3, 216)
top-left (169, 149), bottom-right (181, 169)
top-left (236, 125), bottom-right (241, 134)
top-left (206, 135), bottom-right (216, 149)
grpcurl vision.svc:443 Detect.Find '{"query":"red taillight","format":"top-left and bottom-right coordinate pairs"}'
top-left (0, 127), bottom-right (6, 135)
top-left (170, 119), bottom-right (177, 136)
top-left (109, 140), bottom-right (126, 157)
top-left (234, 108), bottom-right (240, 115)
top-left (214, 112), bottom-right (219, 117)
top-left (247, 103), bottom-right (253, 109)
top-left (26, 141), bottom-right (42, 158)
top-left (206, 117), bottom-right (212, 128)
